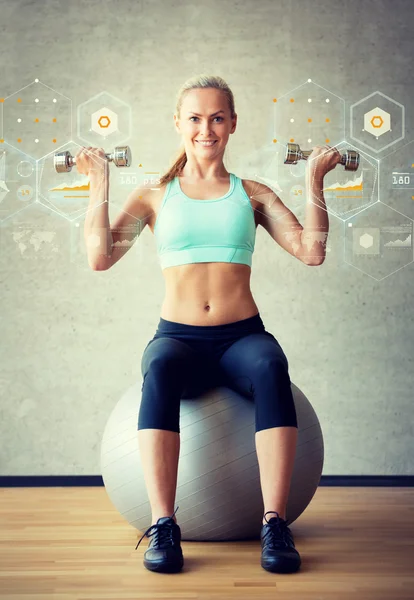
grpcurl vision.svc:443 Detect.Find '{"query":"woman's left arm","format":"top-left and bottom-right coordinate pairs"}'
top-left (252, 145), bottom-right (342, 266)
top-left (301, 144), bottom-right (342, 265)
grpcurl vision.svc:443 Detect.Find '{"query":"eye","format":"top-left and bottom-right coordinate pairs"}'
top-left (190, 116), bottom-right (223, 122)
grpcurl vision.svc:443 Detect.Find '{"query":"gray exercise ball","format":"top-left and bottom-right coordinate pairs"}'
top-left (101, 380), bottom-right (324, 542)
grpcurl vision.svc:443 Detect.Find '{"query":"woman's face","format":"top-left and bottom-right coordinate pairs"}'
top-left (174, 88), bottom-right (237, 158)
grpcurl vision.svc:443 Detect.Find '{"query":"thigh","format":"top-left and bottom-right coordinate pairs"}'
top-left (217, 332), bottom-right (289, 397)
top-left (141, 336), bottom-right (216, 397)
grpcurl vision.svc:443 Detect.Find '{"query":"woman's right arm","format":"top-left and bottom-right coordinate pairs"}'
top-left (81, 147), bottom-right (152, 271)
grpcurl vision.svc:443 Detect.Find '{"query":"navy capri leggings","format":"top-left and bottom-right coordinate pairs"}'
top-left (138, 312), bottom-right (298, 433)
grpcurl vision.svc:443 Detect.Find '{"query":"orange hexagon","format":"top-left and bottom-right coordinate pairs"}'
top-left (98, 115), bottom-right (111, 128)
top-left (370, 115), bottom-right (384, 129)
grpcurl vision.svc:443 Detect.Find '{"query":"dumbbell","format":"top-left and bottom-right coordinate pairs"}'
top-left (54, 146), bottom-right (132, 173)
top-left (284, 142), bottom-right (360, 171)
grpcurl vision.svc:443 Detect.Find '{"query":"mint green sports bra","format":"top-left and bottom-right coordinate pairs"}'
top-left (154, 173), bottom-right (256, 270)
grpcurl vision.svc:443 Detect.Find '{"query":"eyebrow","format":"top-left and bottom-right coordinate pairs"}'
top-left (188, 110), bottom-right (225, 116)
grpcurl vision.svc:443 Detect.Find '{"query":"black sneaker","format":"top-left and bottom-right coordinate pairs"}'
top-left (135, 506), bottom-right (184, 573)
top-left (260, 511), bottom-right (301, 574)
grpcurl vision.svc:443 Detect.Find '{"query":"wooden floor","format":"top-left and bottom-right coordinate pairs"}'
top-left (0, 486), bottom-right (413, 599)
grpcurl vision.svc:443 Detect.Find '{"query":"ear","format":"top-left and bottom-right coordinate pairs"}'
top-left (174, 114), bottom-right (180, 134)
top-left (230, 114), bottom-right (237, 134)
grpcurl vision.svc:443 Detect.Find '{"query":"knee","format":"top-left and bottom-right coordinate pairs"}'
top-left (253, 356), bottom-right (297, 430)
top-left (254, 354), bottom-right (288, 377)
top-left (139, 353), bottom-right (185, 434)
top-left (138, 369), bottom-right (181, 432)
top-left (146, 351), bottom-right (189, 378)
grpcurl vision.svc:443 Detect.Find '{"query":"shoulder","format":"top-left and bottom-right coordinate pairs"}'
top-left (240, 176), bottom-right (272, 202)
top-left (240, 177), bottom-right (281, 204)
top-left (239, 177), bottom-right (258, 198)
top-left (240, 178), bottom-right (270, 195)
top-left (238, 178), bottom-right (265, 227)
top-left (239, 178), bottom-right (283, 228)
top-left (145, 178), bottom-right (169, 204)
top-left (144, 179), bottom-right (171, 231)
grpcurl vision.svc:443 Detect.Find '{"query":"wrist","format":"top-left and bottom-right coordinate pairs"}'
top-left (89, 165), bottom-right (108, 182)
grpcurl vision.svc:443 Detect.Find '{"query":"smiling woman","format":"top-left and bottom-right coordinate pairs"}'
top-left (84, 73), bottom-right (311, 576)
top-left (121, 73), bottom-right (303, 576)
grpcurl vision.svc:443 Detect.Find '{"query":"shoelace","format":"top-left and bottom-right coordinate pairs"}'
top-left (135, 506), bottom-right (180, 551)
top-left (262, 510), bottom-right (291, 549)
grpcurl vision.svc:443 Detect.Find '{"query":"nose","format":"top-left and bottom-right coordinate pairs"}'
top-left (199, 124), bottom-right (214, 136)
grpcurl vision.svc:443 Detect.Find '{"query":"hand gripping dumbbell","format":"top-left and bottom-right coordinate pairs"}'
top-left (284, 142), bottom-right (360, 171)
top-left (54, 146), bottom-right (132, 173)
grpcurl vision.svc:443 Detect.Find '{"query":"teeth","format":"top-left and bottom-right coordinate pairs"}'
top-left (197, 141), bottom-right (216, 146)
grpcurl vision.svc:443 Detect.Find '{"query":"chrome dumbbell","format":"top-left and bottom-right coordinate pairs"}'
top-left (54, 146), bottom-right (132, 173)
top-left (284, 142), bottom-right (360, 171)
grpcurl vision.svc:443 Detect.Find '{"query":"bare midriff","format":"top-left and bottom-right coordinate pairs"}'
top-left (159, 262), bottom-right (259, 325)
top-left (147, 175), bottom-right (261, 326)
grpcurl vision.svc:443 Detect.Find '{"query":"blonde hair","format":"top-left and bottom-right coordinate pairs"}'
top-left (159, 74), bottom-right (236, 186)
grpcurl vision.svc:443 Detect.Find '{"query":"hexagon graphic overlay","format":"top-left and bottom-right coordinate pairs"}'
top-left (0, 142), bottom-right (37, 222)
top-left (77, 91), bottom-right (131, 147)
top-left (2, 79), bottom-right (71, 161)
top-left (272, 79), bottom-right (345, 150)
top-left (380, 140), bottom-right (414, 221)
top-left (37, 142), bottom-right (107, 219)
top-left (351, 91), bottom-right (404, 153)
top-left (344, 202), bottom-right (413, 281)
top-left (235, 139), bottom-right (378, 224)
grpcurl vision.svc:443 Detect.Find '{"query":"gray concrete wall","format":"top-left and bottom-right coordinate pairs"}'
top-left (1, 0), bottom-right (413, 476)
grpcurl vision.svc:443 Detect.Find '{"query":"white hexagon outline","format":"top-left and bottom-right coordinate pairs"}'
top-left (275, 78), bottom-right (346, 148)
top-left (0, 197), bottom-right (70, 253)
top-left (233, 137), bottom-right (379, 228)
top-left (377, 140), bottom-right (414, 223)
top-left (0, 167), bottom-right (152, 267)
top-left (70, 198), bottom-right (152, 266)
top-left (0, 197), bottom-right (84, 268)
top-left (37, 141), bottom-right (108, 220)
top-left (343, 202), bottom-right (413, 281)
top-left (0, 141), bottom-right (37, 223)
top-left (307, 139), bottom-right (379, 223)
top-left (77, 90), bottom-right (132, 146)
top-left (379, 137), bottom-right (414, 161)
top-left (350, 91), bottom-right (405, 153)
top-left (1, 78), bottom-right (72, 161)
